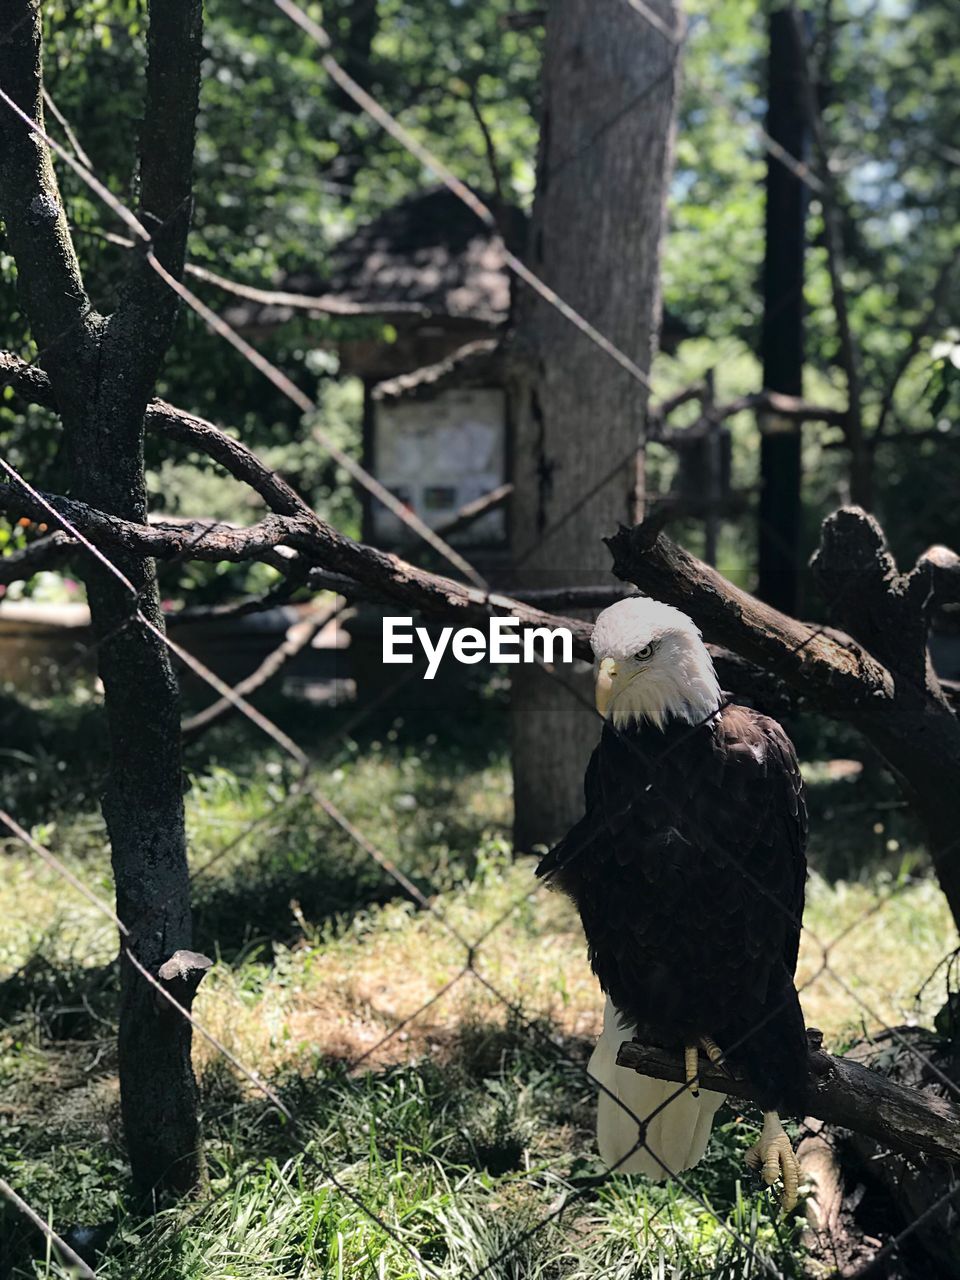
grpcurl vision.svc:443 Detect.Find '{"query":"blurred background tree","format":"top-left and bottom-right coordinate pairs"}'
top-left (3, 0), bottom-right (959, 600)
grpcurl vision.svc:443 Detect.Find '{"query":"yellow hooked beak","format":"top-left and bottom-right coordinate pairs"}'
top-left (595, 657), bottom-right (618, 717)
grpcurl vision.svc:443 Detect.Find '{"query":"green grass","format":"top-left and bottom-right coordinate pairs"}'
top-left (1, 689), bottom-right (957, 1278)
top-left (1, 1018), bottom-right (808, 1279)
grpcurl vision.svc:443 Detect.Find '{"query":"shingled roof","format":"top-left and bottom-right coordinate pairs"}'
top-left (223, 188), bottom-right (526, 333)
top-left (321, 187), bottom-right (526, 322)
top-left (222, 186), bottom-right (691, 352)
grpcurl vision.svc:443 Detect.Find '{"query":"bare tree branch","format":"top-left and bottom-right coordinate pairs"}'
top-left (7, 363), bottom-right (960, 924)
top-left (147, 399), bottom-right (311, 517)
top-left (0, 531), bottom-right (74, 585)
top-left (0, 479), bottom-right (596, 654)
top-left (0, 353), bottom-right (311, 518)
top-left (710, 389), bottom-right (848, 430)
top-left (465, 82), bottom-right (505, 209)
top-left (604, 519), bottom-right (889, 710)
top-left (811, 509), bottom-right (950, 698)
top-left (75, 233), bottom-right (434, 316)
top-left (0, 485), bottom-right (305, 565)
top-left (165, 575), bottom-right (304, 626)
top-left (432, 483), bottom-right (513, 542)
top-left (605, 509), bottom-right (960, 924)
top-left (183, 261), bottom-right (432, 316)
top-left (112, 0), bottom-right (204, 370)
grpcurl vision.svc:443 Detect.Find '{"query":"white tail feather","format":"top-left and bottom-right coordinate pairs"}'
top-left (588, 997), bottom-right (726, 1179)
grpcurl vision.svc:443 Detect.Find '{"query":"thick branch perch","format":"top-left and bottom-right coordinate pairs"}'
top-left (7, 353), bottom-right (960, 926)
top-left (0, 484), bottom-right (305, 565)
top-left (2, 384), bottom-right (953, 735)
top-left (605, 520), bottom-right (890, 713)
top-left (0, 481), bottom-right (597, 657)
top-left (617, 1032), bottom-right (960, 1167)
top-left (811, 506), bottom-right (946, 696)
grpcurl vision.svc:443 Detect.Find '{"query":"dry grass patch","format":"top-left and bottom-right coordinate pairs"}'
top-left (192, 856), bottom-right (959, 1090)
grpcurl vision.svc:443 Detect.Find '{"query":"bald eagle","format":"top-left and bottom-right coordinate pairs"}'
top-left (536, 597), bottom-right (807, 1208)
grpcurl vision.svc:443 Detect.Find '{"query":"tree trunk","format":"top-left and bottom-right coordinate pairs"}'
top-left (0, 0), bottom-right (207, 1204)
top-left (509, 0), bottom-right (683, 849)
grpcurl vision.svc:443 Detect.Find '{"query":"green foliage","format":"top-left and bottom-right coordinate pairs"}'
top-left (664, 0), bottom-right (766, 343)
top-left (4, 0), bottom-right (960, 586)
top-left (1, 0), bottom-right (543, 603)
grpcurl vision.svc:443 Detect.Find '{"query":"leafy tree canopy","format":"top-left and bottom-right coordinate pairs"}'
top-left (2, 0), bottom-right (959, 589)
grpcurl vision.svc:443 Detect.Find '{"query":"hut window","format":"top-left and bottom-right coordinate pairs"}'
top-left (389, 485), bottom-right (414, 509)
top-left (424, 485), bottom-right (458, 512)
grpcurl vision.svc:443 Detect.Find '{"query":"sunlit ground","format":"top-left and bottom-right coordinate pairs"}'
top-left (1, 707), bottom-right (956, 1278)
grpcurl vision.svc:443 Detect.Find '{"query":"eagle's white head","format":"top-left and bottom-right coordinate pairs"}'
top-left (590, 597), bottom-right (722, 730)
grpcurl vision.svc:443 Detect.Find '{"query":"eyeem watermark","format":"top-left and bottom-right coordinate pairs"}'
top-left (383, 616), bottom-right (573, 680)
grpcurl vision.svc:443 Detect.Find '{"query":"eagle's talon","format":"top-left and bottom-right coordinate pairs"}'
top-left (684, 1044), bottom-right (701, 1095)
top-left (698, 1034), bottom-right (728, 1071)
top-left (745, 1112), bottom-right (800, 1212)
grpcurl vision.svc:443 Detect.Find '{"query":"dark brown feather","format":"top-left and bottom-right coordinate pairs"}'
top-left (537, 702), bottom-right (809, 1114)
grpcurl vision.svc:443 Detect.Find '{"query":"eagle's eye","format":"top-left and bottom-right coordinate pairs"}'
top-left (634, 643), bottom-right (654, 661)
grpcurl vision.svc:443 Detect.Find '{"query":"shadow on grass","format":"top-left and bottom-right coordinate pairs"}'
top-left (183, 681), bottom-right (511, 959)
top-left (0, 689), bottom-right (108, 827)
top-left (803, 762), bottom-right (926, 884)
top-left (181, 669), bottom-right (510, 777)
top-left (188, 771), bottom-right (508, 961)
top-left (2, 674), bottom-right (511, 968)
top-left (2, 1010), bottom-right (819, 1280)
top-left (0, 948), bottom-right (118, 1042)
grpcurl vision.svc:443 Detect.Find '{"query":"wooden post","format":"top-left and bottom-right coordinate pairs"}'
top-left (756, 7), bottom-right (808, 616)
top-left (509, 0), bottom-right (682, 848)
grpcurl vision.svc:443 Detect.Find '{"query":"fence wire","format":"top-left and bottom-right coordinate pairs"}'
top-left (1, 3), bottom-right (959, 1279)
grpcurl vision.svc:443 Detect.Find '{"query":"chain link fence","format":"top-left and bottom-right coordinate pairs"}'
top-left (1, 1), bottom-right (959, 1276)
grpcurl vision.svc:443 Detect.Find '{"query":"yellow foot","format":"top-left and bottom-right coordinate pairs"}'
top-left (684, 1044), bottom-right (700, 1096)
top-left (745, 1111), bottom-right (800, 1212)
top-left (685, 1037), bottom-right (727, 1093)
